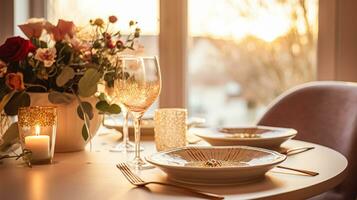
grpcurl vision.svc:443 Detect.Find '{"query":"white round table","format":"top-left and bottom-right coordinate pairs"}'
top-left (0, 138), bottom-right (348, 200)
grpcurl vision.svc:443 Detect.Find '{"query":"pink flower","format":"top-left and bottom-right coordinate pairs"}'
top-left (70, 37), bottom-right (90, 52)
top-left (48, 19), bottom-right (76, 41)
top-left (18, 18), bottom-right (54, 39)
top-left (34, 48), bottom-right (57, 67)
top-left (5, 72), bottom-right (25, 91)
top-left (0, 59), bottom-right (7, 78)
top-left (81, 51), bottom-right (92, 61)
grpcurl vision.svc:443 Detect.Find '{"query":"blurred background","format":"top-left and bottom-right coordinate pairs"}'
top-left (1, 0), bottom-right (356, 126)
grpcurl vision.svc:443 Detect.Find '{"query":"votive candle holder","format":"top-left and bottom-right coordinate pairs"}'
top-left (154, 108), bottom-right (187, 151)
top-left (18, 106), bottom-right (57, 164)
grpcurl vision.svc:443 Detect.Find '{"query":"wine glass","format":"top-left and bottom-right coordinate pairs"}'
top-left (114, 56), bottom-right (161, 170)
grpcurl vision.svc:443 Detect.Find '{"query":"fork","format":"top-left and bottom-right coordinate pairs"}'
top-left (116, 163), bottom-right (224, 199)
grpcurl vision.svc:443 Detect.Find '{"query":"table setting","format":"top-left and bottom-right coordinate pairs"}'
top-left (0, 16), bottom-right (348, 200)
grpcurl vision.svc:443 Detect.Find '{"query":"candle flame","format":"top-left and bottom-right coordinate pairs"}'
top-left (35, 125), bottom-right (41, 136)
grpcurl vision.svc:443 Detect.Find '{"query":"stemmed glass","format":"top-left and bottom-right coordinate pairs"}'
top-left (114, 56), bottom-right (161, 170)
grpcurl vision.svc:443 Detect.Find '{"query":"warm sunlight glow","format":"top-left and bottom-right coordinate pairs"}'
top-left (47, 0), bottom-right (159, 35)
top-left (48, 0), bottom-right (317, 42)
top-left (189, 0), bottom-right (318, 42)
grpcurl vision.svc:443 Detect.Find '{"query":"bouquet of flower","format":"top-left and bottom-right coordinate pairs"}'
top-left (0, 16), bottom-right (140, 157)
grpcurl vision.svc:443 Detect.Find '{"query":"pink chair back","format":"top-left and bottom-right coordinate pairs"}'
top-left (257, 81), bottom-right (357, 199)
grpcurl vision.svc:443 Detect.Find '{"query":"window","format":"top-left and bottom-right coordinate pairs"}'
top-left (188, 0), bottom-right (318, 125)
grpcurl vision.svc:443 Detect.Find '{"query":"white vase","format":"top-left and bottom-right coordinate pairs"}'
top-left (29, 93), bottom-right (102, 152)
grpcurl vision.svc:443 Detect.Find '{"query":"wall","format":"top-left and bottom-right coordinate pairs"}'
top-left (318, 0), bottom-right (357, 81)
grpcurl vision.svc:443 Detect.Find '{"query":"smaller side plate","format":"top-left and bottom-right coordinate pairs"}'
top-left (193, 126), bottom-right (297, 149)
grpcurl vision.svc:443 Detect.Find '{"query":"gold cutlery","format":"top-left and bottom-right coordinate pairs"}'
top-left (276, 165), bottom-right (319, 176)
top-left (116, 163), bottom-right (224, 199)
top-left (277, 147), bottom-right (318, 176)
top-left (280, 147), bottom-right (315, 156)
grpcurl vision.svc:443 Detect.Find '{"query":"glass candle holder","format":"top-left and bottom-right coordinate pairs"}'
top-left (154, 108), bottom-right (187, 151)
top-left (18, 106), bottom-right (57, 164)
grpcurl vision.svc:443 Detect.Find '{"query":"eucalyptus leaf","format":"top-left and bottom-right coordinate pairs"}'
top-left (72, 92), bottom-right (91, 142)
top-left (4, 92), bottom-right (30, 115)
top-left (78, 69), bottom-right (102, 97)
top-left (77, 101), bottom-right (94, 120)
top-left (108, 104), bottom-right (121, 114)
top-left (0, 122), bottom-right (20, 153)
top-left (104, 72), bottom-right (116, 88)
top-left (56, 66), bottom-right (75, 87)
top-left (95, 100), bottom-right (110, 112)
top-left (98, 93), bottom-right (106, 101)
top-left (81, 124), bottom-right (89, 141)
top-left (48, 91), bottom-right (74, 104)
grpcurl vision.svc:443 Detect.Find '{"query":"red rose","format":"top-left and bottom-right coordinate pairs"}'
top-left (0, 36), bottom-right (36, 62)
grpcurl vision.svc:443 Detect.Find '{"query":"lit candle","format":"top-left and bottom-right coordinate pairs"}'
top-left (25, 125), bottom-right (50, 161)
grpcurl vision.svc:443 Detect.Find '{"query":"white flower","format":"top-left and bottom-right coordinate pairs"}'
top-left (34, 48), bottom-right (57, 67)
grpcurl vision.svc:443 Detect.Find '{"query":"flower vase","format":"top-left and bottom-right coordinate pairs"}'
top-left (29, 93), bottom-right (102, 152)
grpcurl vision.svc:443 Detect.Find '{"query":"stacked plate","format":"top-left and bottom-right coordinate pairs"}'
top-left (146, 126), bottom-right (297, 185)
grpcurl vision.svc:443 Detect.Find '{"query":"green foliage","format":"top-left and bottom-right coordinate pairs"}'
top-left (78, 69), bottom-right (102, 97)
top-left (95, 101), bottom-right (121, 114)
top-left (95, 100), bottom-right (110, 112)
top-left (108, 104), bottom-right (121, 114)
top-left (48, 91), bottom-right (74, 104)
top-left (55, 41), bottom-right (73, 65)
top-left (104, 71), bottom-right (116, 88)
top-left (31, 38), bottom-right (48, 48)
top-left (77, 101), bottom-right (94, 120)
top-left (4, 92), bottom-right (30, 115)
top-left (97, 93), bottom-right (106, 101)
top-left (56, 66), bottom-right (75, 87)
top-left (81, 124), bottom-right (89, 141)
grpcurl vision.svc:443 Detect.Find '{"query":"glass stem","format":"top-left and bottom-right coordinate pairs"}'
top-left (122, 109), bottom-right (129, 145)
top-left (133, 116), bottom-right (142, 162)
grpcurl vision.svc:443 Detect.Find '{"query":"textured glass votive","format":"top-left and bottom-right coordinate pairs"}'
top-left (18, 106), bottom-right (57, 164)
top-left (154, 108), bottom-right (187, 151)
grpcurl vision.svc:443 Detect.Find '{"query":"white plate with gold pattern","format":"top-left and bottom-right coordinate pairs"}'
top-left (193, 126), bottom-right (297, 149)
top-left (146, 146), bottom-right (286, 185)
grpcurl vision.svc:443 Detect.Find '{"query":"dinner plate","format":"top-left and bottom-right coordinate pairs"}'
top-left (146, 146), bottom-right (286, 185)
top-left (192, 126), bottom-right (297, 149)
